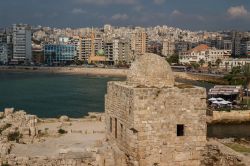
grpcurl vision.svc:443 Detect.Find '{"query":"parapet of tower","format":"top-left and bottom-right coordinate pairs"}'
top-left (105, 53), bottom-right (207, 166)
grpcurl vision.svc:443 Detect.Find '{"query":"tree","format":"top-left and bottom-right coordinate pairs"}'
top-left (215, 58), bottom-right (222, 68)
top-left (242, 64), bottom-right (250, 88)
top-left (166, 54), bottom-right (179, 65)
top-left (208, 61), bottom-right (212, 72)
top-left (73, 56), bottom-right (82, 65)
top-left (190, 62), bottom-right (200, 70)
top-left (231, 66), bottom-right (241, 75)
top-left (225, 62), bottom-right (229, 72)
top-left (224, 65), bottom-right (250, 86)
top-left (198, 59), bottom-right (205, 67)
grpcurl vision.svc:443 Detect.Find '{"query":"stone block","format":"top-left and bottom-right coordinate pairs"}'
top-left (4, 108), bottom-right (14, 116)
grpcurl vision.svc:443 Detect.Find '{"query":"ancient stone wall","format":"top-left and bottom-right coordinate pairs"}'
top-left (0, 154), bottom-right (96, 166)
top-left (105, 81), bottom-right (207, 165)
top-left (105, 53), bottom-right (208, 166)
top-left (212, 110), bottom-right (250, 123)
top-left (201, 140), bottom-right (248, 166)
top-left (105, 82), bottom-right (137, 158)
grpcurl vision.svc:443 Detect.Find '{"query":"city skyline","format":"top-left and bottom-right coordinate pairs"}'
top-left (0, 0), bottom-right (250, 31)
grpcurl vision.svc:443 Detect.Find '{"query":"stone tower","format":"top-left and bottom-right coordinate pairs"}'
top-left (105, 53), bottom-right (207, 166)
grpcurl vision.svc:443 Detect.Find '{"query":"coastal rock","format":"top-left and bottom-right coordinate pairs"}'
top-left (201, 141), bottom-right (247, 166)
top-left (0, 112), bottom-right (4, 119)
top-left (59, 116), bottom-right (70, 122)
top-left (4, 108), bottom-right (14, 117)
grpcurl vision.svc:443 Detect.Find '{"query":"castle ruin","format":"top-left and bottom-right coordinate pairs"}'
top-left (105, 53), bottom-right (207, 165)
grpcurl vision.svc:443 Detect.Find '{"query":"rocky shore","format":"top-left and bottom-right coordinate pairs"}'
top-left (0, 108), bottom-right (107, 166)
top-left (0, 108), bottom-right (250, 165)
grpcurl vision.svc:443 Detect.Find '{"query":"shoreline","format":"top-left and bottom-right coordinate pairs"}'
top-left (0, 66), bottom-right (128, 77)
top-left (0, 66), bottom-right (226, 85)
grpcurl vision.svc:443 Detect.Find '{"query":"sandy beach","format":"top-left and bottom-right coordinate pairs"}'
top-left (0, 66), bottom-right (128, 77)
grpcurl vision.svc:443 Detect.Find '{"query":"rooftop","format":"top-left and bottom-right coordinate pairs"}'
top-left (188, 44), bottom-right (209, 53)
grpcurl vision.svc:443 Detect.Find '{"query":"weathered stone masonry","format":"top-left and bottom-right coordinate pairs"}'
top-left (105, 53), bottom-right (207, 166)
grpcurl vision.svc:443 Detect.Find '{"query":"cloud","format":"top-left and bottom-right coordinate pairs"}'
top-left (169, 9), bottom-right (205, 23)
top-left (170, 10), bottom-right (182, 17)
top-left (111, 13), bottom-right (129, 20)
top-left (76, 0), bottom-right (136, 5)
top-left (72, 8), bottom-right (86, 14)
top-left (153, 0), bottom-right (165, 5)
top-left (227, 5), bottom-right (249, 18)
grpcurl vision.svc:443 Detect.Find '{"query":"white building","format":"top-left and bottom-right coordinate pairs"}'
top-left (104, 24), bottom-right (112, 33)
top-left (220, 58), bottom-right (250, 70)
top-left (242, 41), bottom-right (250, 56)
top-left (113, 39), bottom-right (119, 65)
top-left (12, 24), bottom-right (32, 63)
top-left (179, 44), bottom-right (230, 66)
top-left (0, 43), bottom-right (8, 64)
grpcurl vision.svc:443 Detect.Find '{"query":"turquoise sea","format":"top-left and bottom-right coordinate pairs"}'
top-left (0, 71), bottom-right (213, 118)
top-left (0, 71), bottom-right (123, 118)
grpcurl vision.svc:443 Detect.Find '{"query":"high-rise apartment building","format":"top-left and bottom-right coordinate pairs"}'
top-left (241, 40), bottom-right (250, 57)
top-left (223, 39), bottom-right (232, 50)
top-left (104, 41), bottom-right (114, 65)
top-left (0, 30), bottom-right (13, 64)
top-left (81, 31), bottom-right (104, 62)
top-left (231, 31), bottom-right (242, 57)
top-left (162, 39), bottom-right (175, 57)
top-left (131, 31), bottom-right (148, 55)
top-left (12, 24), bottom-right (32, 63)
top-left (112, 39), bottom-right (119, 65)
top-left (118, 38), bottom-right (132, 64)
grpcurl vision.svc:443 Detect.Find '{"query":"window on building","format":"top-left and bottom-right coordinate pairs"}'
top-left (177, 124), bottom-right (184, 136)
top-left (115, 118), bottom-right (117, 138)
top-left (110, 117), bottom-right (112, 133)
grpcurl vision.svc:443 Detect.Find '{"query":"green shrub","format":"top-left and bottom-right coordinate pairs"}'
top-left (58, 129), bottom-right (67, 134)
top-left (90, 115), bottom-right (97, 119)
top-left (1, 163), bottom-right (10, 166)
top-left (7, 131), bottom-right (22, 142)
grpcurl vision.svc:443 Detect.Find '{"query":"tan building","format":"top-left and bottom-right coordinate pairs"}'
top-left (81, 31), bottom-right (104, 62)
top-left (131, 31), bottom-right (148, 55)
top-left (105, 53), bottom-right (207, 165)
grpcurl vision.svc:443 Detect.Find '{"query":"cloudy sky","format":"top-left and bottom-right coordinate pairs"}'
top-left (0, 0), bottom-right (250, 31)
